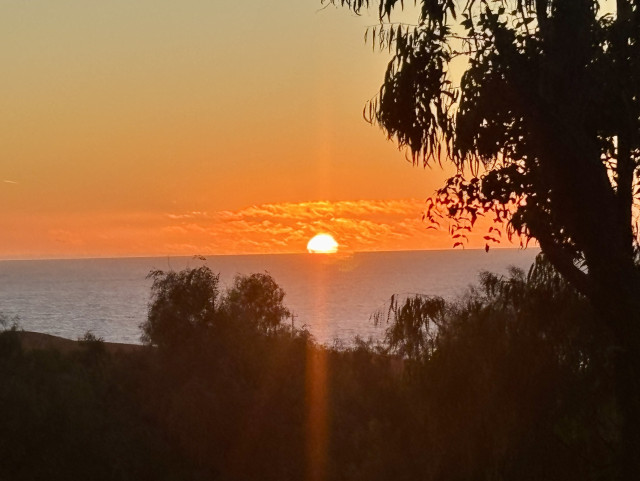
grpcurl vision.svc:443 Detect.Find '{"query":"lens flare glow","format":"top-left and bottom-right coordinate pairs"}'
top-left (306, 234), bottom-right (338, 254)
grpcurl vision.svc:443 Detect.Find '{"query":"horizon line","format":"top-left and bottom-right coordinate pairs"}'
top-left (0, 245), bottom-right (538, 263)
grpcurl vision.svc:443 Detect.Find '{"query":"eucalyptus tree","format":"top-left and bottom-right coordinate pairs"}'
top-left (325, 0), bottom-right (640, 477)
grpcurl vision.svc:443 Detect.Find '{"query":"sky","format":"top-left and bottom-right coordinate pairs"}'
top-left (0, 0), bottom-right (500, 259)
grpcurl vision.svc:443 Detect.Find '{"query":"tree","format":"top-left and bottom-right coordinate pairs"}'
top-left (222, 272), bottom-right (291, 335)
top-left (380, 256), bottom-right (616, 479)
top-left (141, 268), bottom-right (291, 349)
top-left (325, 0), bottom-right (640, 477)
top-left (141, 266), bottom-right (221, 349)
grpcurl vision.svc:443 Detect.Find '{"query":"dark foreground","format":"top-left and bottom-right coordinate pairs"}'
top-left (0, 260), bottom-right (623, 481)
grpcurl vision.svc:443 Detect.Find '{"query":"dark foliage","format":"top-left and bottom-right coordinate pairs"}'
top-left (376, 255), bottom-right (618, 480)
top-left (323, 1), bottom-right (640, 474)
top-left (0, 331), bottom-right (190, 481)
top-left (142, 266), bottom-right (222, 349)
top-left (223, 272), bottom-right (292, 336)
top-left (0, 262), bottom-right (624, 480)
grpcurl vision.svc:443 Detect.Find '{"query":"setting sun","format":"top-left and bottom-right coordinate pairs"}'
top-left (307, 233), bottom-right (339, 254)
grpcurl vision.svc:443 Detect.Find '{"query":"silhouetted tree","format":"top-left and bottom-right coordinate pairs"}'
top-left (222, 272), bottom-right (291, 335)
top-left (141, 268), bottom-right (293, 350)
top-left (326, 0), bottom-right (640, 475)
top-left (374, 294), bottom-right (445, 362)
top-left (141, 266), bottom-right (221, 349)
top-left (379, 255), bottom-right (617, 479)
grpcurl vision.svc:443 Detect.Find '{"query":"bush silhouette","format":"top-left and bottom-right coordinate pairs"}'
top-left (222, 272), bottom-right (291, 336)
top-left (141, 266), bottom-right (221, 349)
top-left (0, 260), bottom-right (622, 480)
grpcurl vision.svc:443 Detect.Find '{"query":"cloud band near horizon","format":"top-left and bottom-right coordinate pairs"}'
top-left (1, 198), bottom-right (500, 259)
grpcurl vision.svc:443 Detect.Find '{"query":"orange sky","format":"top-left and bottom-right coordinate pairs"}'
top-left (0, 0), bottom-right (507, 259)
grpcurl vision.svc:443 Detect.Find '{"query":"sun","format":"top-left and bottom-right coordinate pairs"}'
top-left (307, 233), bottom-right (339, 254)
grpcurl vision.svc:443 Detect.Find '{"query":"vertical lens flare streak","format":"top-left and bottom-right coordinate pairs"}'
top-left (306, 345), bottom-right (328, 481)
top-left (306, 260), bottom-right (329, 481)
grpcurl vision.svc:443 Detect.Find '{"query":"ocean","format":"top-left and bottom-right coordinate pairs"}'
top-left (0, 249), bottom-right (539, 345)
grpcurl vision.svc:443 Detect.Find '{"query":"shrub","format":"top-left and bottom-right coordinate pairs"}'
top-left (141, 266), bottom-right (221, 349)
top-left (222, 271), bottom-right (291, 336)
top-left (378, 254), bottom-right (617, 480)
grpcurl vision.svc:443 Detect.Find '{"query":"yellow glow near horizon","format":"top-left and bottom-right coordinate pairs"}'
top-left (307, 234), bottom-right (338, 254)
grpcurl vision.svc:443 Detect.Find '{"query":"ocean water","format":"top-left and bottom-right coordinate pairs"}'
top-left (0, 249), bottom-right (539, 345)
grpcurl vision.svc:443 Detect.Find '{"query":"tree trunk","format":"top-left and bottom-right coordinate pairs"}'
top-left (614, 345), bottom-right (640, 481)
top-left (591, 266), bottom-right (640, 481)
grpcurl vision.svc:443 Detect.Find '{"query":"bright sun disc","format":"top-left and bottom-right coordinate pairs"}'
top-left (307, 233), bottom-right (338, 254)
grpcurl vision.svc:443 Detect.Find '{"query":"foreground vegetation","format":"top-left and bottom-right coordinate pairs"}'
top-left (0, 257), bottom-right (622, 480)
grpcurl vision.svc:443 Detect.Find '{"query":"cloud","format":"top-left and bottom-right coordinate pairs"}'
top-left (162, 198), bottom-right (489, 254)
top-left (166, 211), bottom-right (209, 220)
top-left (1, 198), bottom-right (509, 259)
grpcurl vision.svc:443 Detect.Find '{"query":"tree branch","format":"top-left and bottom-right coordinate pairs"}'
top-left (535, 233), bottom-right (593, 299)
